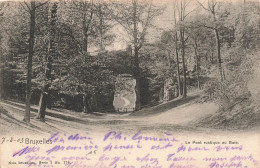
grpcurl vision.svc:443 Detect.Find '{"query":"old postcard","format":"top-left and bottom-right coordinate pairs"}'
top-left (0, 0), bottom-right (260, 167)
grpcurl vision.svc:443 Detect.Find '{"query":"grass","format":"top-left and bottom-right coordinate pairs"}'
top-left (195, 98), bottom-right (260, 130)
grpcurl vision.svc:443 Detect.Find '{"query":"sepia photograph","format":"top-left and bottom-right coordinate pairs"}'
top-left (0, 0), bottom-right (260, 167)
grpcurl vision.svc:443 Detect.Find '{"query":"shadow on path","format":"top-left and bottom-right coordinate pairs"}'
top-left (131, 94), bottom-right (200, 117)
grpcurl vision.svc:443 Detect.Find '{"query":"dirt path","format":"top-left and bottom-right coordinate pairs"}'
top-left (1, 97), bottom-right (260, 168)
top-left (0, 92), bottom-right (219, 136)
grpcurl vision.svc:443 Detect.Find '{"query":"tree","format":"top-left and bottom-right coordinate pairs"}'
top-left (186, 15), bottom-right (208, 90)
top-left (95, 2), bottom-right (114, 52)
top-left (193, 34), bottom-right (201, 89)
top-left (23, 1), bottom-right (48, 123)
top-left (173, 2), bottom-right (182, 97)
top-left (197, 0), bottom-right (224, 80)
top-left (55, 0), bottom-right (114, 113)
top-left (0, 2), bottom-right (29, 102)
top-left (36, 2), bottom-right (58, 121)
top-left (202, 0), bottom-right (260, 111)
top-left (174, 0), bottom-right (193, 98)
top-left (23, 1), bottom-right (36, 123)
top-left (0, 2), bottom-right (5, 100)
top-left (110, 0), bottom-right (162, 110)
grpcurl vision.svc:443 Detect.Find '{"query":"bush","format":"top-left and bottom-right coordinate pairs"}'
top-left (204, 49), bottom-right (257, 111)
top-left (199, 49), bottom-right (260, 129)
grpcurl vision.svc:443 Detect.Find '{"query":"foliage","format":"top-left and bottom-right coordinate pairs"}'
top-left (1, 0), bottom-right (260, 118)
top-left (204, 47), bottom-right (258, 109)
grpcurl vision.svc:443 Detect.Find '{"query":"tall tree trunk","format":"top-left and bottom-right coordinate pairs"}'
top-left (82, 16), bottom-right (90, 113)
top-left (81, 9), bottom-right (94, 114)
top-left (194, 37), bottom-right (201, 89)
top-left (134, 47), bottom-right (141, 111)
top-left (211, 3), bottom-right (224, 80)
top-left (180, 27), bottom-right (187, 98)
top-left (178, 1), bottom-right (187, 99)
top-left (133, 0), bottom-right (141, 111)
top-left (181, 47), bottom-right (187, 98)
top-left (173, 3), bottom-right (181, 97)
top-left (214, 28), bottom-right (224, 80)
top-left (37, 85), bottom-right (48, 120)
top-left (174, 34), bottom-right (181, 97)
top-left (98, 4), bottom-right (104, 52)
top-left (24, 1), bottom-right (36, 123)
top-left (37, 2), bottom-right (58, 121)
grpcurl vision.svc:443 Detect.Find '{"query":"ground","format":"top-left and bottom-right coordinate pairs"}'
top-left (0, 91), bottom-right (259, 136)
top-left (1, 92), bottom-right (260, 168)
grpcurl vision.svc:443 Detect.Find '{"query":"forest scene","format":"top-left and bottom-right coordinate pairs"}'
top-left (0, 0), bottom-right (260, 132)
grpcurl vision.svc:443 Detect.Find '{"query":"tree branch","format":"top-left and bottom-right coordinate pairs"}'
top-left (184, 35), bottom-right (189, 43)
top-left (184, 4), bottom-right (201, 19)
top-left (20, 2), bottom-right (30, 13)
top-left (35, 1), bottom-right (49, 9)
top-left (137, 2), bottom-right (152, 50)
top-left (184, 0), bottom-right (191, 10)
top-left (196, 0), bottom-right (210, 12)
top-left (24, 1), bottom-right (31, 11)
